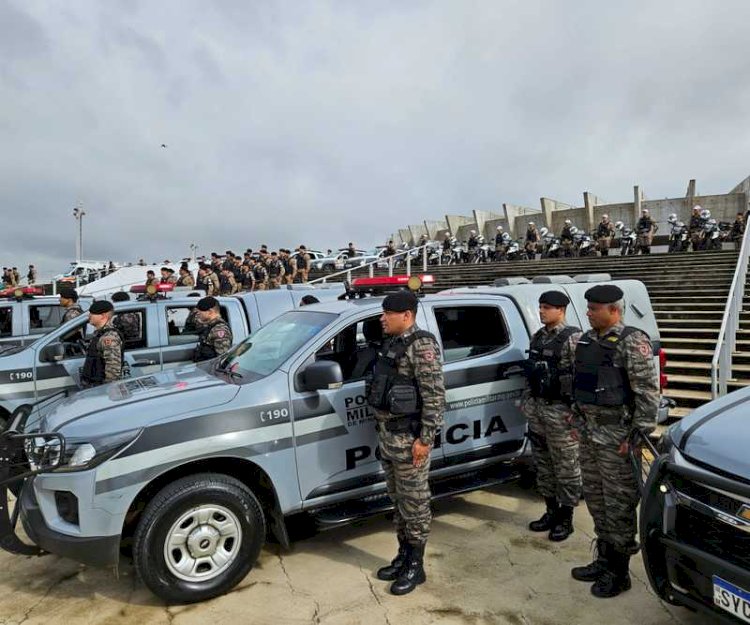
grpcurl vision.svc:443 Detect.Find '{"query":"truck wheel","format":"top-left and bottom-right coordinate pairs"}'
top-left (133, 473), bottom-right (266, 604)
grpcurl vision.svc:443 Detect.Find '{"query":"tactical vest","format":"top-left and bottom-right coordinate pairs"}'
top-left (573, 327), bottom-right (641, 407)
top-left (526, 230), bottom-right (537, 242)
top-left (252, 265), bottom-right (267, 281)
top-left (193, 319), bottom-right (227, 362)
top-left (561, 227), bottom-right (573, 242)
top-left (81, 327), bottom-right (123, 387)
top-left (268, 260), bottom-right (282, 278)
top-left (524, 326), bottom-right (579, 401)
top-left (297, 255), bottom-right (309, 270)
top-left (597, 223), bottom-right (611, 238)
top-left (282, 258), bottom-right (292, 274)
top-left (367, 330), bottom-right (435, 418)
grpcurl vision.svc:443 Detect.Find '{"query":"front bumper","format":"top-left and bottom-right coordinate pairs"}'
top-left (640, 451), bottom-right (750, 623)
top-left (19, 481), bottom-right (120, 567)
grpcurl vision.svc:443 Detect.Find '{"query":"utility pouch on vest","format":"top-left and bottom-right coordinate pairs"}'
top-left (388, 384), bottom-right (420, 416)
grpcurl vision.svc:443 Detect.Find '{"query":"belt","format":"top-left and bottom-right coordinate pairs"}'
top-left (379, 415), bottom-right (421, 434)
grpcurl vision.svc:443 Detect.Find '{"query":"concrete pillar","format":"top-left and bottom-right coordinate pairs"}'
top-left (686, 179), bottom-right (697, 215)
top-left (540, 197), bottom-right (573, 231)
top-left (445, 214), bottom-right (475, 236)
top-left (424, 219), bottom-right (448, 240)
top-left (583, 192), bottom-right (603, 233)
top-left (503, 203), bottom-right (539, 237)
top-left (408, 224), bottom-right (428, 244)
top-left (398, 228), bottom-right (412, 245)
top-left (633, 186), bottom-right (642, 226)
top-left (473, 209), bottom-right (505, 240)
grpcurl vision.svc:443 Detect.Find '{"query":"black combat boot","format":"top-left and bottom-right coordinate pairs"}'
top-left (376, 536), bottom-right (409, 581)
top-left (591, 549), bottom-right (632, 598)
top-left (390, 541), bottom-right (426, 595)
top-left (548, 505), bottom-right (574, 542)
top-left (528, 497), bottom-right (558, 532)
top-left (571, 539), bottom-right (610, 582)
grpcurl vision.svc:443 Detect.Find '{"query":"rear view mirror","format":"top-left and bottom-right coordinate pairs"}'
top-left (302, 360), bottom-right (343, 392)
top-left (40, 343), bottom-right (65, 363)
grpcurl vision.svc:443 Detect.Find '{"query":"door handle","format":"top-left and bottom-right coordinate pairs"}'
top-left (132, 360), bottom-right (157, 367)
top-left (505, 366), bottom-right (524, 377)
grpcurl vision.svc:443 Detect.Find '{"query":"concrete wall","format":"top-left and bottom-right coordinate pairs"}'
top-left (445, 214), bottom-right (474, 237)
top-left (593, 203), bottom-right (635, 228)
top-left (514, 214), bottom-right (545, 239)
top-left (409, 224), bottom-right (428, 244)
top-left (398, 228), bottom-right (412, 245)
top-left (549, 207), bottom-right (587, 234)
top-left (484, 217), bottom-right (510, 240)
top-left (424, 220), bottom-right (448, 239)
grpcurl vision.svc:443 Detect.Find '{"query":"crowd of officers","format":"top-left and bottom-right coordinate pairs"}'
top-left (1, 265), bottom-right (36, 287)
top-left (368, 284), bottom-right (658, 600)
top-left (145, 246), bottom-right (313, 295)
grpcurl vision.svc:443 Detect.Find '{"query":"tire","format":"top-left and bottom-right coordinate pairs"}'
top-left (133, 473), bottom-right (266, 604)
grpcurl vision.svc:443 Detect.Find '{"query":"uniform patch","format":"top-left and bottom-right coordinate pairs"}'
top-left (102, 337), bottom-right (114, 346)
top-left (421, 350), bottom-right (436, 362)
top-left (607, 336), bottom-right (619, 342)
top-left (638, 343), bottom-right (650, 357)
top-left (216, 330), bottom-right (226, 338)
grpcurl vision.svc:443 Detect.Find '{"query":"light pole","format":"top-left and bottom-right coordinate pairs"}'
top-left (73, 205), bottom-right (86, 261)
top-left (190, 242), bottom-right (198, 262)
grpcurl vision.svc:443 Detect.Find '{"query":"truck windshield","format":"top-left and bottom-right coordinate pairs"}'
top-left (215, 310), bottom-right (337, 382)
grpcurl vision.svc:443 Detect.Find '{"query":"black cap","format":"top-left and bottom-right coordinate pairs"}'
top-left (112, 292), bottom-right (130, 302)
top-left (89, 300), bottom-right (114, 314)
top-left (197, 296), bottom-right (219, 311)
top-left (584, 284), bottom-right (624, 304)
top-left (539, 291), bottom-right (570, 307)
top-left (180, 262), bottom-right (189, 271)
top-left (59, 287), bottom-right (78, 301)
top-left (382, 290), bottom-right (419, 313)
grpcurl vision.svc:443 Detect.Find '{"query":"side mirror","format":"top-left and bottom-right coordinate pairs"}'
top-left (40, 343), bottom-right (65, 363)
top-left (302, 360), bottom-right (343, 392)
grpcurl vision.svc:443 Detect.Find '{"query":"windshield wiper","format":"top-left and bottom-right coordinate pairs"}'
top-left (214, 359), bottom-right (243, 381)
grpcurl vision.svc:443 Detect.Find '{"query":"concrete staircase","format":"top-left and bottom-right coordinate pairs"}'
top-left (310, 250), bottom-right (743, 418)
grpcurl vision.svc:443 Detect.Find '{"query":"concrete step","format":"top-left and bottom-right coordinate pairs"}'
top-left (664, 388), bottom-right (713, 402)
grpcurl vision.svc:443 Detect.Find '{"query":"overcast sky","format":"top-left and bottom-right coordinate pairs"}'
top-left (2, 0), bottom-right (750, 276)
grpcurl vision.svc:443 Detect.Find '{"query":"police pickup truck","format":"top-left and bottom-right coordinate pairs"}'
top-left (0, 274), bottom-right (668, 604)
top-left (0, 288), bottom-right (91, 353)
top-left (637, 386), bottom-right (750, 624)
top-left (0, 285), bottom-right (343, 429)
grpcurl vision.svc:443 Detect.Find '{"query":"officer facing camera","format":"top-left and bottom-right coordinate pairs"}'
top-left (522, 291), bottom-right (582, 542)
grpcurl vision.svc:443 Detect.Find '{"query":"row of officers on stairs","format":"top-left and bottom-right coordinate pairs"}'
top-left (368, 284), bottom-right (658, 598)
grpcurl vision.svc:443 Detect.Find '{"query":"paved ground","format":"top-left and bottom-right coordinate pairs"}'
top-left (0, 484), bottom-right (704, 625)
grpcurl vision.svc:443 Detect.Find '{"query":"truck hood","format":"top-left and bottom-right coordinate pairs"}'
top-left (36, 367), bottom-right (239, 439)
top-left (671, 386), bottom-right (750, 478)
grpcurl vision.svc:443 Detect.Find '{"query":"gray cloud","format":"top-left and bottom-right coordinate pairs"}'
top-left (2, 0), bottom-right (750, 278)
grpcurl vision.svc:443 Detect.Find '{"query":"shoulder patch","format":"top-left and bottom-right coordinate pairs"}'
top-left (637, 343), bottom-right (651, 357)
top-left (102, 337), bottom-right (114, 346)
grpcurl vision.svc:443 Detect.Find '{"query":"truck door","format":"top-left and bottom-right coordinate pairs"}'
top-left (421, 299), bottom-right (528, 465)
top-left (289, 308), bottom-right (440, 507)
top-left (26, 303), bottom-right (63, 345)
top-left (0, 304), bottom-right (15, 350)
top-left (115, 305), bottom-right (162, 377)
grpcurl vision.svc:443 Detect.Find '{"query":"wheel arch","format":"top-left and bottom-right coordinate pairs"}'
top-left (122, 456), bottom-right (290, 550)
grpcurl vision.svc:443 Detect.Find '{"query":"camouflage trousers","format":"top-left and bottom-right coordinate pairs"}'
top-left (523, 398), bottom-right (581, 507)
top-left (378, 428), bottom-right (432, 543)
top-left (579, 427), bottom-right (639, 552)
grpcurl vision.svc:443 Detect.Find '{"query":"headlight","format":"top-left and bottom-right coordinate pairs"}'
top-left (61, 429), bottom-right (142, 472)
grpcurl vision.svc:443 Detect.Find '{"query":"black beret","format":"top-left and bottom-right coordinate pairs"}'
top-left (89, 300), bottom-right (114, 314)
top-left (58, 287), bottom-right (78, 301)
top-left (539, 291), bottom-right (570, 307)
top-left (585, 284), bottom-right (624, 304)
top-left (111, 292), bottom-right (130, 302)
top-left (382, 290), bottom-right (419, 313)
top-left (197, 296), bottom-right (219, 311)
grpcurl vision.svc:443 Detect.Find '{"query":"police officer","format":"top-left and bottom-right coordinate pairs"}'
top-left (688, 205), bottom-right (704, 251)
top-left (560, 220), bottom-right (575, 257)
top-left (111, 292), bottom-right (141, 342)
top-left (240, 263), bottom-right (255, 292)
top-left (252, 259), bottom-right (269, 290)
top-left (526, 222), bottom-right (541, 260)
top-left (176, 264), bottom-right (195, 288)
top-left (27, 265), bottom-right (37, 285)
top-left (635, 209), bottom-right (656, 254)
top-left (145, 270), bottom-right (157, 288)
top-left (296, 245), bottom-right (311, 283)
top-left (494, 226), bottom-right (508, 261)
top-left (368, 290), bottom-right (445, 596)
top-left (731, 212), bottom-right (745, 250)
top-left (570, 284), bottom-right (659, 598)
top-left (267, 252), bottom-right (285, 289)
top-left (160, 267), bottom-right (177, 285)
top-left (523, 291), bottom-right (582, 542)
top-left (219, 267), bottom-right (238, 295)
top-left (59, 288), bottom-right (84, 324)
top-left (80, 300), bottom-right (123, 388)
top-left (192, 297), bottom-right (233, 362)
top-left (596, 215), bottom-right (615, 256)
top-left (280, 249), bottom-right (294, 285)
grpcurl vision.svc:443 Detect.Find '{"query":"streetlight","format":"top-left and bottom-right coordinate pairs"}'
top-left (73, 205), bottom-right (86, 261)
top-left (190, 242), bottom-right (198, 262)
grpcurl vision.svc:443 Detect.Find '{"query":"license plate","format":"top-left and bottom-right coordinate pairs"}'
top-left (714, 576), bottom-right (750, 623)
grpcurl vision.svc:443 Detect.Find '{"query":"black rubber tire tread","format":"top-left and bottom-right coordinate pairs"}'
top-left (133, 472), bottom-right (266, 604)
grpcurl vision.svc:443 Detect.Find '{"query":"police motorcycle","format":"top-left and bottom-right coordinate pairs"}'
top-left (667, 213), bottom-right (689, 253)
top-left (426, 241), bottom-right (442, 265)
top-left (616, 221), bottom-right (637, 256)
top-left (441, 238), bottom-right (455, 264)
top-left (542, 230), bottom-right (562, 258)
top-left (702, 217), bottom-right (723, 251)
top-left (577, 231), bottom-right (597, 257)
top-left (472, 236), bottom-right (491, 264)
top-left (506, 238), bottom-right (524, 261)
top-left (493, 232), bottom-right (512, 261)
top-left (451, 239), bottom-right (467, 264)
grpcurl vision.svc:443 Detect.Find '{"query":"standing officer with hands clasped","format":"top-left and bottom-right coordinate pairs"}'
top-left (367, 289), bottom-right (445, 596)
top-left (522, 291), bottom-right (582, 542)
top-left (80, 300), bottom-right (124, 388)
top-left (570, 284), bottom-right (659, 598)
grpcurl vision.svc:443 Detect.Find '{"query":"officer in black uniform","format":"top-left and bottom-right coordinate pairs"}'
top-left (192, 296), bottom-right (233, 362)
top-left (80, 300), bottom-right (124, 389)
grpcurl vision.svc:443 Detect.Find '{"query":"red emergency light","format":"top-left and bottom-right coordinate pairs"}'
top-left (351, 275), bottom-right (434, 289)
top-left (130, 283), bottom-right (175, 294)
top-left (1, 286), bottom-right (44, 298)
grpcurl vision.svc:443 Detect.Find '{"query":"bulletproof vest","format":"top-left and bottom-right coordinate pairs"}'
top-left (573, 327), bottom-right (641, 407)
top-left (467, 237), bottom-right (478, 249)
top-left (442, 239), bottom-right (451, 251)
top-left (526, 230), bottom-right (537, 242)
top-left (81, 326), bottom-right (123, 387)
top-left (193, 319), bottom-right (226, 362)
top-left (561, 227), bottom-right (573, 241)
top-left (196, 275), bottom-right (208, 292)
top-left (597, 222), bottom-right (611, 237)
top-left (638, 217), bottom-right (653, 232)
top-left (242, 272), bottom-right (255, 289)
top-left (689, 215), bottom-right (702, 230)
top-left (282, 258), bottom-right (292, 273)
top-left (232, 266), bottom-right (243, 282)
top-left (524, 326), bottom-right (580, 401)
top-left (253, 265), bottom-right (267, 281)
top-left (366, 330), bottom-right (436, 417)
top-left (297, 255), bottom-right (309, 270)
top-left (495, 234), bottom-right (504, 245)
top-left (219, 274), bottom-right (231, 293)
top-left (268, 260), bottom-right (282, 277)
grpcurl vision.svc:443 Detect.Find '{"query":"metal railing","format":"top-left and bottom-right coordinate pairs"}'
top-left (307, 243), bottom-right (435, 285)
top-left (711, 211), bottom-right (750, 398)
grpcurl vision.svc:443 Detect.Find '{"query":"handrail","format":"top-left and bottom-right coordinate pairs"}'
top-left (711, 210), bottom-right (750, 398)
top-left (307, 242), bottom-right (436, 285)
